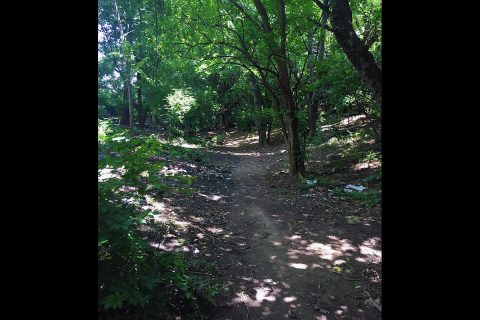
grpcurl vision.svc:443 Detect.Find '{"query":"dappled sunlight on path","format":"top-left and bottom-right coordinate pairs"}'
top-left (199, 132), bottom-right (382, 319)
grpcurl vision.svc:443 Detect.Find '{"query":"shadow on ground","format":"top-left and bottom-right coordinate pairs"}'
top-left (137, 128), bottom-right (381, 319)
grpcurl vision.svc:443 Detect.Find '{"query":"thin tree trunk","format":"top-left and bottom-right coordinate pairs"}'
top-left (253, 0), bottom-right (306, 177)
top-left (257, 69), bottom-right (288, 144)
top-left (267, 123), bottom-right (272, 144)
top-left (250, 74), bottom-right (267, 147)
top-left (114, 0), bottom-right (134, 136)
top-left (284, 113), bottom-right (305, 178)
top-left (263, 96), bottom-right (273, 144)
top-left (306, 31), bottom-right (317, 138)
top-left (120, 81), bottom-right (129, 126)
top-left (137, 72), bottom-right (145, 128)
top-left (126, 59), bottom-right (134, 136)
top-left (307, 4), bottom-right (329, 138)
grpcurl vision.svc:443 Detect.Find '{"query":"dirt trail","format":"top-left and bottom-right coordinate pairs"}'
top-left (199, 135), bottom-right (381, 320)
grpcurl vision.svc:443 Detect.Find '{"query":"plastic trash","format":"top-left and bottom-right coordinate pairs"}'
top-left (305, 179), bottom-right (317, 186)
top-left (344, 184), bottom-right (367, 192)
top-left (112, 136), bottom-right (129, 142)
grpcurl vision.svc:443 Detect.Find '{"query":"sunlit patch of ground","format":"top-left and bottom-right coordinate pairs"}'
top-left (198, 193), bottom-right (223, 201)
top-left (283, 234), bottom-right (382, 268)
top-left (340, 114), bottom-right (367, 126)
top-left (353, 160), bottom-right (381, 170)
top-left (223, 131), bottom-right (261, 147)
top-left (157, 137), bottom-right (203, 149)
top-left (98, 167), bottom-right (125, 181)
top-left (213, 150), bottom-right (261, 157)
top-left (160, 165), bottom-right (189, 175)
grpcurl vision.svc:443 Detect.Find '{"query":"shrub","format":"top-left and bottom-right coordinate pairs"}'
top-left (98, 124), bottom-right (217, 319)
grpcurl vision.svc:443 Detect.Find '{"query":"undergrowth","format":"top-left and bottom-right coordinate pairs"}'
top-left (333, 187), bottom-right (381, 208)
top-left (98, 119), bottom-right (218, 319)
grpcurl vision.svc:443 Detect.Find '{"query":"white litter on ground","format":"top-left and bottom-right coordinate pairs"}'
top-left (344, 184), bottom-right (367, 192)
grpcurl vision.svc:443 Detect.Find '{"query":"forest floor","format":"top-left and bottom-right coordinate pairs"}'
top-left (146, 118), bottom-right (381, 320)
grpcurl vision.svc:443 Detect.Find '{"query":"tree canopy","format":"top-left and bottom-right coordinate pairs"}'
top-left (99, 0), bottom-right (381, 176)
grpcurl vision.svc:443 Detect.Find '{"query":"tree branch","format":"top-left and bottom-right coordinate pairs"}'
top-left (252, 0), bottom-right (273, 33)
top-left (313, 0), bottom-right (330, 13)
top-left (226, 0), bottom-right (263, 30)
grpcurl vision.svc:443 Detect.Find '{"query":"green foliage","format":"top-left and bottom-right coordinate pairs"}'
top-left (363, 150), bottom-right (381, 162)
top-left (98, 119), bottom-right (114, 143)
top-left (234, 108), bottom-right (256, 131)
top-left (310, 133), bottom-right (326, 146)
top-left (165, 89), bottom-right (196, 133)
top-left (163, 141), bottom-right (210, 163)
top-left (316, 177), bottom-right (340, 187)
top-left (301, 178), bottom-right (318, 189)
top-left (98, 0), bottom-right (381, 137)
top-left (183, 87), bottom-right (220, 132)
top-left (313, 47), bottom-right (379, 119)
top-left (211, 133), bottom-right (226, 145)
top-left (297, 108), bottom-right (309, 135)
top-left (333, 188), bottom-right (381, 208)
top-left (98, 123), bottom-right (216, 318)
top-left (361, 171), bottom-right (382, 186)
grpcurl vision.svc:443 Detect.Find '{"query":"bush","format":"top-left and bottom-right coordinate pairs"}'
top-left (98, 124), bottom-right (217, 318)
top-left (212, 133), bottom-right (226, 145)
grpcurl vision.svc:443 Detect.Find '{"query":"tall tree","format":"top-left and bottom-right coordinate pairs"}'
top-left (113, 0), bottom-right (135, 135)
top-left (252, 0), bottom-right (306, 177)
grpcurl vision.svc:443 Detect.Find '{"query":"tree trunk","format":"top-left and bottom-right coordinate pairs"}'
top-left (219, 113), bottom-right (226, 132)
top-left (284, 112), bottom-right (306, 178)
top-left (253, 0), bottom-right (306, 178)
top-left (120, 81), bottom-right (130, 126)
top-left (308, 99), bottom-right (318, 138)
top-left (306, 31), bottom-right (317, 138)
top-left (307, 6), bottom-right (328, 138)
top-left (151, 113), bottom-right (157, 129)
top-left (329, 0), bottom-right (382, 105)
top-left (275, 51), bottom-right (305, 177)
top-left (257, 70), bottom-right (288, 144)
top-left (264, 96), bottom-right (273, 144)
top-left (136, 72), bottom-right (145, 128)
top-left (267, 123), bottom-right (272, 144)
top-left (126, 59), bottom-right (134, 136)
top-left (277, 0), bottom-right (306, 177)
top-left (113, 0), bottom-right (134, 135)
top-left (250, 74), bottom-right (267, 147)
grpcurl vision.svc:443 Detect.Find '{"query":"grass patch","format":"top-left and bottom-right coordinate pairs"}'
top-left (345, 215), bottom-right (362, 224)
top-left (299, 176), bottom-right (341, 191)
top-left (211, 133), bottom-right (226, 145)
top-left (361, 172), bottom-right (382, 186)
top-left (316, 177), bottom-right (341, 187)
top-left (333, 187), bottom-right (381, 208)
top-left (362, 150), bottom-right (381, 162)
